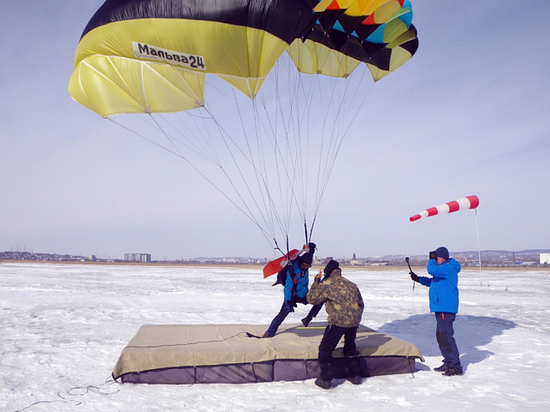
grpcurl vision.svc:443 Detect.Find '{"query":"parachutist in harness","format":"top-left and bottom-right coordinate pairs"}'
top-left (263, 248), bottom-right (322, 338)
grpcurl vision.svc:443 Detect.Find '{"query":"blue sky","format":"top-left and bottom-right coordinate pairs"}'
top-left (1, 1), bottom-right (549, 261)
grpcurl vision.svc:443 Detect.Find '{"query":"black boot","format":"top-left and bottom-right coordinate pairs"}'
top-left (442, 366), bottom-right (463, 376)
top-left (346, 357), bottom-right (362, 385)
top-left (434, 364), bottom-right (450, 372)
top-left (315, 362), bottom-right (333, 389)
top-left (301, 315), bottom-right (313, 327)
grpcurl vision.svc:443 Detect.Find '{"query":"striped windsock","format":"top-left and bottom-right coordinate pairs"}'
top-left (410, 195), bottom-right (479, 222)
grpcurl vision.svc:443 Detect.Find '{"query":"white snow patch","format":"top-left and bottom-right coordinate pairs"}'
top-left (1, 263), bottom-right (549, 411)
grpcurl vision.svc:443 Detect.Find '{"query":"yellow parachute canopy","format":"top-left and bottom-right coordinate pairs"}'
top-left (69, 0), bottom-right (318, 117)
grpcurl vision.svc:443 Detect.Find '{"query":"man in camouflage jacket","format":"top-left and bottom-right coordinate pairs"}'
top-left (307, 260), bottom-right (364, 389)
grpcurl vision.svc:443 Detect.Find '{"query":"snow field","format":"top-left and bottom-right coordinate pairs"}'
top-left (1, 263), bottom-right (549, 411)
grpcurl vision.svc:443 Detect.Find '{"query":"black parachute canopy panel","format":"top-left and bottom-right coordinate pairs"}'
top-left (81, 0), bottom-right (318, 44)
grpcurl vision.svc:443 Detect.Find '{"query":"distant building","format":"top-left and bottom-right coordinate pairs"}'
top-left (125, 253), bottom-right (152, 263)
top-left (541, 253), bottom-right (550, 264)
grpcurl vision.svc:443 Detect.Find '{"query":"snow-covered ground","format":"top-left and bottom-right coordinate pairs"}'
top-left (1, 262), bottom-right (549, 411)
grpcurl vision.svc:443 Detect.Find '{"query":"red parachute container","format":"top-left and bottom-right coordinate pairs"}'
top-left (410, 195), bottom-right (479, 222)
top-left (263, 248), bottom-right (301, 278)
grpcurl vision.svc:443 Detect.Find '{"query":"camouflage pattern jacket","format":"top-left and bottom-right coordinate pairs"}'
top-left (306, 268), bottom-right (364, 327)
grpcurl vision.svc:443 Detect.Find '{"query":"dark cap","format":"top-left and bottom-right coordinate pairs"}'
top-left (435, 247), bottom-right (449, 260)
top-left (323, 260), bottom-right (339, 276)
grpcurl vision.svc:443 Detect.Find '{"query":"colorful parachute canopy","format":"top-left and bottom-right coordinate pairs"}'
top-left (409, 196), bottom-right (480, 222)
top-left (68, 1), bottom-right (419, 252)
top-left (288, 0), bottom-right (419, 79)
top-left (69, 0), bottom-right (418, 117)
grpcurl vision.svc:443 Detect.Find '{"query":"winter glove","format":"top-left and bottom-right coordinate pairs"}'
top-left (429, 250), bottom-right (437, 261)
top-left (410, 272), bottom-right (419, 282)
top-left (283, 300), bottom-right (295, 313)
top-left (308, 242), bottom-right (317, 255)
top-left (314, 269), bottom-right (323, 283)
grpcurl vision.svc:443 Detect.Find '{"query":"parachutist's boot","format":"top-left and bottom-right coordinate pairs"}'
top-left (315, 362), bottom-right (333, 389)
top-left (345, 356), bottom-right (362, 385)
top-left (301, 314), bottom-right (313, 327)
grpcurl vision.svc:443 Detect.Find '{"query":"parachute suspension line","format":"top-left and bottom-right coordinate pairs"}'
top-left (231, 86), bottom-right (286, 248)
top-left (107, 116), bottom-right (190, 160)
top-left (268, 233), bottom-right (294, 264)
top-left (274, 59), bottom-right (304, 242)
top-left (255, 79), bottom-right (298, 245)
top-left (106, 116), bottom-right (276, 246)
top-left (312, 74), bottom-right (341, 221)
top-left (199, 89), bottom-right (296, 251)
top-left (268, 57), bottom-right (354, 245)
top-left (300, 31), bottom-right (349, 240)
top-left (149, 114), bottom-right (188, 159)
top-left (308, 71), bottom-right (342, 239)
top-left (310, 67), bottom-right (376, 240)
top-left (298, 73), bottom-right (313, 242)
top-left (300, 59), bottom-right (362, 241)
top-left (278, 59), bottom-right (304, 239)
top-left (129, 111), bottom-right (219, 166)
top-left (283, 59), bottom-right (317, 246)
top-left (164, 101), bottom-right (286, 251)
top-left (199, 103), bottom-right (278, 240)
top-left (264, 58), bottom-right (298, 238)
top-left (236, 94), bottom-right (276, 240)
top-left (305, 73), bottom-right (338, 242)
top-left (311, 70), bottom-right (376, 231)
top-left (266, 60), bottom-right (303, 246)
top-left (281, 64), bottom-right (314, 242)
top-left (252, 96), bottom-right (294, 245)
top-left (167, 110), bottom-right (225, 166)
top-left (292, 69), bottom-right (344, 242)
top-left (247, 59), bottom-right (304, 247)
top-left (313, 77), bottom-right (350, 210)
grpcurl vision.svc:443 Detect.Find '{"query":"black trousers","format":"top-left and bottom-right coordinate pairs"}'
top-left (318, 324), bottom-right (359, 365)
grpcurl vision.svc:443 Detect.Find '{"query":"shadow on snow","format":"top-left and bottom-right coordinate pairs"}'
top-left (378, 314), bottom-right (516, 371)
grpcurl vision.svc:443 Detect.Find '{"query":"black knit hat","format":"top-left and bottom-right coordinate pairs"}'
top-left (300, 253), bottom-right (313, 265)
top-left (323, 260), bottom-right (339, 276)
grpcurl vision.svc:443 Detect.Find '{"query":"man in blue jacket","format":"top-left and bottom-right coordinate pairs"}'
top-left (263, 252), bottom-right (321, 337)
top-left (410, 246), bottom-right (463, 376)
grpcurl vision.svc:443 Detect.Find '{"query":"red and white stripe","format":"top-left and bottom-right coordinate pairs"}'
top-left (410, 195), bottom-right (479, 222)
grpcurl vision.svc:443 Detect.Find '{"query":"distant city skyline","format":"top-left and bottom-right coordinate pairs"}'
top-left (1, 1), bottom-right (549, 261)
top-left (3, 248), bottom-right (549, 267)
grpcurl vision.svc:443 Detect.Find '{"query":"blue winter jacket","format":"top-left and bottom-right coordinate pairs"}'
top-left (284, 260), bottom-right (309, 301)
top-left (418, 258), bottom-right (461, 313)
